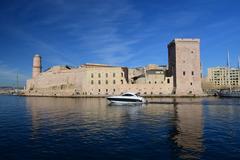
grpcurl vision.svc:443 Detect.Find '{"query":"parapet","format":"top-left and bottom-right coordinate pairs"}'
top-left (80, 63), bottom-right (124, 68)
top-left (174, 38), bottom-right (200, 42)
top-left (168, 38), bottom-right (200, 47)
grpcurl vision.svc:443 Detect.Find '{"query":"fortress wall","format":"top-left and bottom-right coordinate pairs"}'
top-left (81, 76), bottom-right (173, 96)
top-left (176, 40), bottom-right (202, 95)
top-left (26, 68), bottom-right (86, 91)
top-left (84, 67), bottom-right (128, 84)
top-left (79, 66), bottom-right (173, 96)
top-left (168, 39), bottom-right (203, 95)
top-left (128, 68), bottom-right (144, 80)
top-left (25, 37), bottom-right (204, 97)
top-left (25, 65), bottom-right (174, 96)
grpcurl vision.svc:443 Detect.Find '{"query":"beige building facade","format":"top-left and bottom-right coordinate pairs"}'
top-left (26, 63), bottom-right (173, 96)
top-left (25, 38), bottom-right (203, 97)
top-left (207, 67), bottom-right (240, 88)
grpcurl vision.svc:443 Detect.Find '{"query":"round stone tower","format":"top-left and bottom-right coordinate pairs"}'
top-left (32, 54), bottom-right (42, 78)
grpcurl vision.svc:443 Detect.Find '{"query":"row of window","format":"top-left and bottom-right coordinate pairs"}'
top-left (214, 80), bottom-right (239, 83)
top-left (211, 79), bottom-right (239, 82)
top-left (81, 90), bottom-right (167, 95)
top-left (90, 79), bottom-right (171, 85)
top-left (213, 70), bottom-right (239, 72)
top-left (212, 75), bottom-right (239, 77)
top-left (212, 73), bottom-right (240, 76)
top-left (147, 79), bottom-right (170, 84)
top-left (91, 80), bottom-right (124, 85)
top-left (183, 71), bottom-right (194, 76)
top-left (149, 81), bottom-right (161, 84)
top-left (212, 74), bottom-right (239, 76)
top-left (214, 83), bottom-right (239, 86)
top-left (211, 78), bottom-right (239, 81)
top-left (91, 72), bottom-right (124, 78)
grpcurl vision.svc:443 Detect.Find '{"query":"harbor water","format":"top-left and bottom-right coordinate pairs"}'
top-left (0, 95), bottom-right (240, 159)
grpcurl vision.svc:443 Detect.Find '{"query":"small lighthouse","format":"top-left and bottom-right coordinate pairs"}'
top-left (32, 54), bottom-right (42, 78)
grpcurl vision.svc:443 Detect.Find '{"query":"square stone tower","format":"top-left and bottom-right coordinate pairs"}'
top-left (168, 38), bottom-right (203, 96)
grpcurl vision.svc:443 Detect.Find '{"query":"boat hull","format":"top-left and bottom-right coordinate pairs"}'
top-left (107, 97), bottom-right (145, 104)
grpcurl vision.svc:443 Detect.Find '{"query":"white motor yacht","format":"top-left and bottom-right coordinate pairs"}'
top-left (107, 92), bottom-right (146, 104)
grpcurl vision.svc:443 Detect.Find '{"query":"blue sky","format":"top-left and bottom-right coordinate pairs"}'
top-left (0, 0), bottom-right (240, 87)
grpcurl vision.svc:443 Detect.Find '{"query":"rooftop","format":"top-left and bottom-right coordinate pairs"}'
top-left (168, 38), bottom-right (200, 46)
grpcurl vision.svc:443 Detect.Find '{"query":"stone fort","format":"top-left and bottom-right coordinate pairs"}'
top-left (25, 38), bottom-right (203, 97)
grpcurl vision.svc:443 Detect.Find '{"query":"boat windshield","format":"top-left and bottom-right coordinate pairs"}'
top-left (122, 94), bottom-right (134, 96)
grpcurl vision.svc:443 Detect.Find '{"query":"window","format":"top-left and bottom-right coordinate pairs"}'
top-left (167, 79), bottom-right (170, 83)
top-left (192, 71), bottom-right (194, 75)
top-left (113, 73), bottom-right (116, 77)
top-left (190, 82), bottom-right (192, 85)
top-left (106, 73), bottom-right (108, 77)
top-left (106, 89), bottom-right (108, 92)
top-left (149, 81), bottom-right (151, 84)
top-left (113, 80), bottom-right (116, 84)
top-left (155, 81), bottom-right (157, 84)
top-left (106, 80), bottom-right (108, 84)
top-left (113, 89), bottom-right (115, 92)
top-left (98, 80), bottom-right (101, 84)
top-left (91, 73), bottom-right (94, 78)
top-left (183, 71), bottom-right (186, 76)
top-left (121, 80), bottom-right (123, 84)
top-left (91, 80), bottom-right (94, 85)
top-left (122, 94), bottom-right (134, 96)
top-left (98, 89), bottom-right (101, 92)
top-left (98, 73), bottom-right (101, 78)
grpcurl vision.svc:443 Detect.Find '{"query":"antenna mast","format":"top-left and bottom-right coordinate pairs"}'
top-left (238, 56), bottom-right (240, 69)
top-left (227, 50), bottom-right (230, 68)
top-left (16, 72), bottom-right (19, 90)
top-left (227, 51), bottom-right (232, 91)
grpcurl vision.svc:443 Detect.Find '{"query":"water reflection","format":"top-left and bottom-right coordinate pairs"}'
top-left (26, 97), bottom-right (205, 159)
top-left (170, 99), bottom-right (204, 159)
top-left (2, 96), bottom-right (240, 159)
top-left (26, 97), bottom-right (129, 137)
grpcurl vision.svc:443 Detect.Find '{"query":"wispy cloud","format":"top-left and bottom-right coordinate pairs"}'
top-left (1, 0), bottom-right (239, 79)
top-left (2, 0), bottom-right (146, 67)
top-left (4, 25), bottom-right (77, 66)
top-left (71, 1), bottom-right (143, 65)
top-left (19, 0), bottom-right (144, 66)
